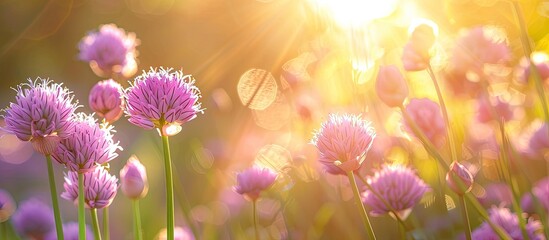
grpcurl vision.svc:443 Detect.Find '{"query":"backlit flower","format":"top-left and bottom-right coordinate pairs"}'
top-left (525, 177), bottom-right (549, 212)
top-left (12, 199), bottom-right (54, 240)
top-left (2, 78), bottom-right (77, 155)
top-left (403, 98), bottom-right (446, 148)
top-left (0, 189), bottom-right (15, 222)
top-left (515, 52), bottom-right (549, 84)
top-left (376, 65), bottom-right (409, 107)
top-left (476, 95), bottom-right (513, 123)
top-left (45, 222), bottom-right (93, 240)
top-left (234, 166), bottom-right (277, 201)
top-left (125, 68), bottom-right (203, 135)
top-left (156, 226), bottom-right (195, 240)
top-left (79, 24), bottom-right (139, 78)
top-left (89, 79), bottom-right (125, 123)
top-left (311, 113), bottom-right (376, 175)
top-left (52, 113), bottom-right (121, 173)
top-left (446, 161), bottom-right (474, 195)
top-left (402, 23), bottom-right (436, 71)
top-left (120, 155), bottom-right (148, 199)
top-left (61, 166), bottom-right (119, 209)
top-left (526, 122), bottom-right (549, 160)
top-left (471, 207), bottom-right (544, 240)
top-left (362, 164), bottom-right (429, 219)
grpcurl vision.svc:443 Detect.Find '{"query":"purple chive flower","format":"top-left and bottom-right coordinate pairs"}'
top-left (2, 78), bottom-right (77, 155)
top-left (52, 113), bottom-right (121, 173)
top-left (471, 207), bottom-right (544, 240)
top-left (446, 161), bottom-right (474, 195)
top-left (61, 166), bottom-right (119, 209)
top-left (362, 164), bottom-right (429, 219)
top-left (125, 68), bottom-right (203, 136)
top-left (476, 95), bottom-right (514, 123)
top-left (120, 155), bottom-right (148, 200)
top-left (156, 226), bottom-right (195, 240)
top-left (89, 79), bottom-right (125, 123)
top-left (79, 24), bottom-right (139, 78)
top-left (403, 98), bottom-right (446, 148)
top-left (45, 222), bottom-right (93, 240)
top-left (0, 189), bottom-right (15, 222)
top-left (311, 113), bottom-right (376, 175)
top-left (234, 166), bottom-right (278, 201)
top-left (12, 198), bottom-right (55, 240)
top-left (515, 52), bottom-right (549, 84)
top-left (526, 122), bottom-right (549, 160)
top-left (522, 177), bottom-right (549, 213)
top-left (376, 65), bottom-right (409, 107)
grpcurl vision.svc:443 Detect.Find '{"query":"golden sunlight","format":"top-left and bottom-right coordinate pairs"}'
top-left (310, 0), bottom-right (400, 27)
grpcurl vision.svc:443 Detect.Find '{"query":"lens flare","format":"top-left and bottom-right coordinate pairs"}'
top-left (310, 0), bottom-right (400, 27)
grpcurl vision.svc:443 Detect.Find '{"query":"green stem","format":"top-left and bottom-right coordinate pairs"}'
top-left (458, 196), bottom-right (472, 240)
top-left (103, 208), bottom-right (109, 240)
top-left (427, 64), bottom-right (457, 162)
top-left (1, 221), bottom-right (6, 240)
top-left (161, 135), bottom-right (175, 240)
top-left (45, 155), bottom-right (64, 240)
top-left (90, 209), bottom-right (102, 240)
top-left (78, 173), bottom-right (86, 240)
top-left (133, 200), bottom-right (143, 240)
top-left (398, 220), bottom-right (406, 240)
top-left (253, 200), bottom-right (259, 240)
top-left (347, 171), bottom-right (376, 240)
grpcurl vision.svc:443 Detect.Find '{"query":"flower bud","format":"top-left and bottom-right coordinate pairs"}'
top-left (376, 65), bottom-right (409, 107)
top-left (402, 23), bottom-right (436, 71)
top-left (120, 155), bottom-right (148, 199)
top-left (89, 79), bottom-right (125, 123)
top-left (446, 161), bottom-right (474, 195)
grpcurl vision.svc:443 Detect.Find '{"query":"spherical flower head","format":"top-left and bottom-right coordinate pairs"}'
top-left (471, 207), bottom-right (544, 240)
top-left (527, 123), bottom-right (549, 160)
top-left (2, 78), bottom-right (78, 155)
top-left (12, 198), bottom-right (54, 240)
top-left (52, 113), bottom-right (121, 173)
top-left (79, 24), bottom-right (139, 78)
top-left (125, 68), bottom-right (203, 136)
top-left (311, 113), bottom-right (376, 175)
top-left (89, 79), bottom-right (125, 123)
top-left (376, 65), bottom-right (409, 107)
top-left (61, 166), bottom-right (119, 209)
top-left (45, 222), bottom-right (93, 240)
top-left (515, 52), bottom-right (549, 84)
top-left (362, 164), bottom-right (429, 219)
top-left (402, 23), bottom-right (436, 71)
top-left (403, 98), bottom-right (446, 148)
top-left (451, 26), bottom-right (511, 75)
top-left (234, 166), bottom-right (278, 201)
top-left (476, 95), bottom-right (514, 123)
top-left (527, 177), bottom-right (549, 212)
top-left (446, 161), bottom-right (474, 195)
top-left (120, 155), bottom-right (148, 199)
top-left (0, 189), bottom-right (15, 222)
top-left (478, 183), bottom-right (514, 208)
top-left (156, 226), bottom-right (195, 240)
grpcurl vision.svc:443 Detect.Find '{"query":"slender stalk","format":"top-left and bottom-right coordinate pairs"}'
top-left (161, 135), bottom-right (175, 240)
top-left (90, 209), bottom-right (102, 240)
top-left (78, 173), bottom-right (87, 240)
top-left (427, 64), bottom-right (457, 162)
top-left (347, 171), bottom-right (376, 240)
top-left (398, 220), bottom-right (406, 240)
top-left (253, 200), bottom-right (259, 240)
top-left (458, 196), bottom-right (472, 240)
top-left (133, 200), bottom-right (143, 240)
top-left (45, 155), bottom-right (64, 240)
top-left (103, 208), bottom-right (109, 240)
top-left (1, 221), bottom-right (6, 240)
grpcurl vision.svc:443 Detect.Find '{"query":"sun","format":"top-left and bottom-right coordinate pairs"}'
top-left (310, 0), bottom-right (400, 27)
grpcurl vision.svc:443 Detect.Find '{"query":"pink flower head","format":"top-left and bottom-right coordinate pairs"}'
top-left (125, 68), bottom-right (203, 136)
top-left (45, 222), bottom-right (93, 240)
top-left (62, 166), bottom-right (119, 209)
top-left (515, 52), bottom-right (549, 84)
top-left (0, 189), bottom-right (15, 222)
top-left (156, 226), bottom-right (195, 240)
top-left (478, 183), bottom-right (513, 208)
top-left (376, 65), bottom-right (409, 107)
top-left (120, 155), bottom-right (148, 200)
top-left (526, 122), bottom-right (549, 160)
top-left (476, 95), bottom-right (514, 123)
top-left (403, 98), bottom-right (446, 148)
top-left (450, 26), bottom-right (511, 75)
top-left (89, 79), bottom-right (125, 123)
top-left (471, 207), bottom-right (544, 240)
top-left (402, 23), bottom-right (436, 71)
top-left (362, 164), bottom-right (429, 219)
top-left (2, 78), bottom-right (78, 155)
top-left (311, 113), bottom-right (376, 175)
top-left (234, 166), bottom-right (277, 201)
top-left (527, 177), bottom-right (549, 212)
top-left (52, 113), bottom-right (121, 173)
top-left (12, 198), bottom-right (54, 240)
top-left (446, 161), bottom-right (474, 195)
top-left (79, 24), bottom-right (139, 78)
